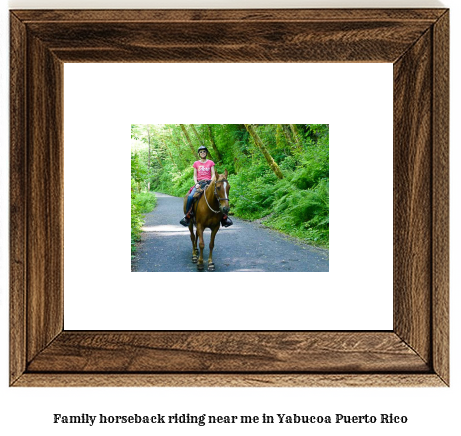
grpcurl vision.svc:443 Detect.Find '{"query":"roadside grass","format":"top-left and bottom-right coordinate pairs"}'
top-left (131, 191), bottom-right (157, 256)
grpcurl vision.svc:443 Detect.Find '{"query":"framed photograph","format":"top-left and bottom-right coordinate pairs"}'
top-left (10, 9), bottom-right (449, 387)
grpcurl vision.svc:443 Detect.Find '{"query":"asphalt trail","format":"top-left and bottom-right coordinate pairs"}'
top-left (132, 192), bottom-right (329, 272)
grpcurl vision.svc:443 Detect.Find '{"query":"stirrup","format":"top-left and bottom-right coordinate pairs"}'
top-left (180, 216), bottom-right (190, 227)
top-left (221, 216), bottom-right (233, 228)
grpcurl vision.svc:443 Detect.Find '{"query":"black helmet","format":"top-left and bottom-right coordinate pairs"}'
top-left (198, 145), bottom-right (208, 154)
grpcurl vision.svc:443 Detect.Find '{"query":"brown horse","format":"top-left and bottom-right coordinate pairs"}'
top-left (183, 170), bottom-right (230, 271)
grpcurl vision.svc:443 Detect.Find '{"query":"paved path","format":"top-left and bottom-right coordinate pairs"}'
top-left (132, 192), bottom-right (329, 272)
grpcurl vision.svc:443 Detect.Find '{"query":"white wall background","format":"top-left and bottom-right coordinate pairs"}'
top-left (1, 1), bottom-right (458, 436)
top-left (63, 63), bottom-right (393, 331)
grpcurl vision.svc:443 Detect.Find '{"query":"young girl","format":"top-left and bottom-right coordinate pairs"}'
top-left (180, 145), bottom-right (232, 227)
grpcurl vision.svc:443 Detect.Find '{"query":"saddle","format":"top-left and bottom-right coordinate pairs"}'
top-left (190, 180), bottom-right (211, 199)
top-left (192, 187), bottom-right (204, 199)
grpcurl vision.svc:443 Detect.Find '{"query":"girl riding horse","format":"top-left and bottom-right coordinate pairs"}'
top-left (180, 145), bottom-right (233, 228)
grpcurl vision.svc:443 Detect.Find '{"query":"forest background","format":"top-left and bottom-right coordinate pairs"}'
top-left (131, 124), bottom-right (329, 255)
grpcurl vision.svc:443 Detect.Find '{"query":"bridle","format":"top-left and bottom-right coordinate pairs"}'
top-left (204, 178), bottom-right (229, 214)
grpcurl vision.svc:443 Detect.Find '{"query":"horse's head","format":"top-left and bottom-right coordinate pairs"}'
top-left (214, 169), bottom-right (230, 215)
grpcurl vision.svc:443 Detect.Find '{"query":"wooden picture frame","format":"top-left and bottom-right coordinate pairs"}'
top-left (10, 9), bottom-right (449, 387)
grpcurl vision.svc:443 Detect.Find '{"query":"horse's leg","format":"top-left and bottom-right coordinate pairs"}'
top-left (189, 224), bottom-right (197, 263)
top-left (195, 229), bottom-right (199, 256)
top-left (196, 225), bottom-right (205, 271)
top-left (207, 226), bottom-right (220, 271)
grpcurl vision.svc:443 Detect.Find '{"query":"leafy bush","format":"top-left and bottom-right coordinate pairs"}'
top-left (228, 164), bottom-right (278, 219)
top-left (154, 167), bottom-right (194, 197)
top-left (133, 192), bottom-right (157, 213)
top-left (131, 186), bottom-right (157, 255)
top-left (267, 178), bottom-right (329, 246)
top-left (131, 202), bottom-right (144, 254)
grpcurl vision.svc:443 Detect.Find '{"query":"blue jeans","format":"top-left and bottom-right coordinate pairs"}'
top-left (186, 180), bottom-right (210, 213)
top-left (186, 187), bottom-right (197, 212)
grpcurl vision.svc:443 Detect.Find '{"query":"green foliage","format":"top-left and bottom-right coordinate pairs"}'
top-left (131, 181), bottom-right (144, 255)
top-left (228, 164), bottom-right (278, 219)
top-left (131, 124), bottom-right (329, 248)
top-left (131, 152), bottom-right (147, 188)
top-left (131, 190), bottom-right (157, 255)
top-left (268, 178), bottom-right (329, 245)
top-left (133, 192), bottom-right (157, 213)
top-left (130, 135), bottom-right (158, 255)
top-left (131, 204), bottom-right (143, 253)
top-left (154, 166), bottom-right (194, 197)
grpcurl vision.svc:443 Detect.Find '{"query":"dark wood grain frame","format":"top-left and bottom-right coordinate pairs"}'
top-left (10, 9), bottom-right (449, 387)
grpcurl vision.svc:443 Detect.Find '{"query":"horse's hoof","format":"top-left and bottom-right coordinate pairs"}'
top-left (192, 256), bottom-right (198, 263)
top-left (208, 263), bottom-right (215, 272)
top-left (197, 263), bottom-right (204, 271)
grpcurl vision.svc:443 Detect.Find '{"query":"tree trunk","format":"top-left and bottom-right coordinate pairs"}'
top-left (279, 124), bottom-right (302, 155)
top-left (277, 124), bottom-right (292, 155)
top-left (206, 125), bottom-right (222, 162)
top-left (245, 124), bottom-right (284, 179)
top-left (180, 124), bottom-right (198, 157)
top-left (160, 137), bottom-right (180, 171)
top-left (168, 126), bottom-right (188, 167)
top-left (146, 125), bottom-right (152, 191)
top-left (153, 152), bottom-right (163, 169)
top-left (281, 124), bottom-right (293, 143)
top-left (146, 126), bottom-right (163, 171)
top-left (189, 124), bottom-right (202, 144)
top-left (290, 124), bottom-right (302, 150)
